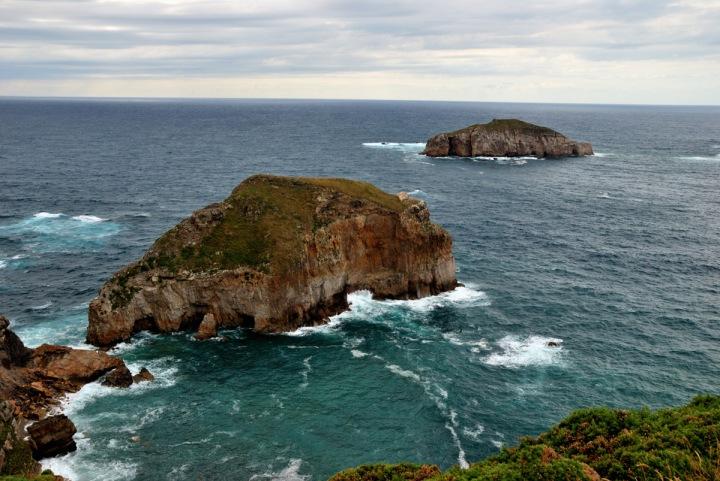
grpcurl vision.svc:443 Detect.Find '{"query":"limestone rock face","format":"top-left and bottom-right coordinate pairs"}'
top-left (87, 175), bottom-right (458, 347)
top-left (27, 414), bottom-right (77, 459)
top-left (194, 313), bottom-right (218, 340)
top-left (423, 119), bottom-right (593, 158)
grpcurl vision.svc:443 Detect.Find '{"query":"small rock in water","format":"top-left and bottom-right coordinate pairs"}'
top-left (132, 367), bottom-right (155, 383)
top-left (102, 365), bottom-right (133, 388)
top-left (131, 435), bottom-right (141, 443)
top-left (546, 341), bottom-right (561, 348)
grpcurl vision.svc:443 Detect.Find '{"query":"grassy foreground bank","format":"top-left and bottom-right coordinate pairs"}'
top-left (329, 395), bottom-right (720, 481)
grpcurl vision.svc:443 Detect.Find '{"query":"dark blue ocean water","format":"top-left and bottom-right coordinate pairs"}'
top-left (0, 98), bottom-right (719, 481)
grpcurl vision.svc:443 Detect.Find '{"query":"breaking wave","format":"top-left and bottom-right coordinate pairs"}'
top-left (362, 142), bottom-right (426, 153)
top-left (484, 335), bottom-right (565, 368)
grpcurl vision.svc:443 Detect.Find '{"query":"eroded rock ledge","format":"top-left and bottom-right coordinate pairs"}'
top-left (423, 119), bottom-right (593, 158)
top-left (87, 175), bottom-right (458, 347)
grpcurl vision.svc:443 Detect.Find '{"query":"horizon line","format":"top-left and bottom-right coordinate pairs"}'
top-left (1, 95), bottom-right (718, 108)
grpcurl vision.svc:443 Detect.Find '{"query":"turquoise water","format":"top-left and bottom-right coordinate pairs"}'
top-left (0, 99), bottom-right (719, 480)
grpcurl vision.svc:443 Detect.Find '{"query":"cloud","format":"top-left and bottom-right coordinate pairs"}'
top-left (0, 0), bottom-right (718, 103)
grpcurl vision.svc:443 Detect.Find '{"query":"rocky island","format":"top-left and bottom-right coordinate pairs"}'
top-left (87, 175), bottom-right (458, 347)
top-left (422, 119), bottom-right (593, 158)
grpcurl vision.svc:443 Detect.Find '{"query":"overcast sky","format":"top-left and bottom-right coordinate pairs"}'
top-left (1, 0), bottom-right (719, 104)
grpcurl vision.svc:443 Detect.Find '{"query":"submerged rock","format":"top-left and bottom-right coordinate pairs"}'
top-left (27, 414), bottom-right (77, 459)
top-left (423, 119), bottom-right (593, 158)
top-left (87, 175), bottom-right (457, 346)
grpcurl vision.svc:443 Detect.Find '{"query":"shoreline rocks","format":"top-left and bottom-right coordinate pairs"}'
top-left (27, 415), bottom-right (77, 460)
top-left (423, 119), bottom-right (593, 158)
top-left (87, 175), bottom-right (458, 347)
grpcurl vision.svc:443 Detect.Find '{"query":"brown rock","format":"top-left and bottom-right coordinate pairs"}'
top-left (30, 344), bottom-right (124, 383)
top-left (102, 365), bottom-right (133, 388)
top-left (423, 119), bottom-right (593, 158)
top-left (0, 315), bottom-right (32, 367)
top-left (0, 315), bottom-right (127, 419)
top-left (87, 175), bottom-right (458, 346)
top-left (132, 367), bottom-right (155, 383)
top-left (194, 313), bottom-right (218, 340)
top-left (27, 414), bottom-right (77, 459)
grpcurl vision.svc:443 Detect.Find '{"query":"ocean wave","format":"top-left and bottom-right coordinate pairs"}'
top-left (442, 332), bottom-right (488, 351)
top-left (350, 349), bottom-right (369, 358)
top-left (34, 212), bottom-right (63, 219)
top-left (593, 152), bottom-right (615, 158)
top-left (42, 453), bottom-right (138, 481)
top-left (72, 215), bottom-right (107, 223)
top-left (678, 154), bottom-right (720, 161)
top-left (249, 458), bottom-right (310, 481)
top-left (0, 212), bottom-right (120, 253)
top-left (30, 301), bottom-right (53, 310)
top-left (483, 335), bottom-right (564, 368)
top-left (362, 142), bottom-right (426, 153)
top-left (385, 364), bottom-right (422, 382)
top-left (0, 260), bottom-right (5, 269)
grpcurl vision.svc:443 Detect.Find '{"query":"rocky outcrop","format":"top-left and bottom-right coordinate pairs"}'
top-left (102, 366), bottom-right (133, 388)
top-left (0, 317), bottom-right (126, 419)
top-left (87, 175), bottom-right (458, 347)
top-left (27, 415), bottom-right (77, 459)
top-left (132, 367), bottom-right (155, 383)
top-left (423, 119), bottom-right (593, 158)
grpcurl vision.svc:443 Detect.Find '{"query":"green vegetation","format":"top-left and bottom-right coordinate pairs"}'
top-left (0, 475), bottom-right (57, 481)
top-left (329, 395), bottom-right (720, 481)
top-left (450, 119), bottom-right (557, 136)
top-left (146, 175), bottom-right (406, 275)
top-left (0, 420), bottom-right (37, 478)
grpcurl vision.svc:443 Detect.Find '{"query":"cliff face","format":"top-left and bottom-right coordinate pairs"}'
top-left (423, 119), bottom-right (593, 158)
top-left (87, 175), bottom-right (458, 347)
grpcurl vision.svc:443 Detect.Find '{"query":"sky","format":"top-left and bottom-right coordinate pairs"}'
top-left (1, 0), bottom-right (719, 104)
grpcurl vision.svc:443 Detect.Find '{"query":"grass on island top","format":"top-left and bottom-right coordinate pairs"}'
top-left (135, 175), bottom-right (406, 276)
top-left (329, 395), bottom-right (720, 481)
top-left (448, 119), bottom-right (558, 137)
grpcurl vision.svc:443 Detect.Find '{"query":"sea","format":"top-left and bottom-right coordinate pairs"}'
top-left (0, 98), bottom-right (718, 481)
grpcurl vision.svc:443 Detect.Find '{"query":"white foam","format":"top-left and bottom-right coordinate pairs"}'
top-left (283, 316), bottom-right (343, 337)
top-left (463, 424), bottom-right (485, 442)
top-left (593, 152), bottom-right (614, 158)
top-left (678, 154), bottom-right (720, 161)
top-left (362, 142), bottom-right (426, 152)
top-left (597, 192), bottom-right (612, 199)
top-left (386, 285), bottom-right (490, 312)
top-left (491, 439), bottom-right (504, 448)
top-left (299, 356), bottom-right (312, 388)
top-left (407, 189), bottom-right (427, 196)
top-left (31, 301), bottom-right (53, 310)
top-left (350, 349), bottom-right (369, 358)
top-left (249, 459), bottom-right (310, 481)
top-left (484, 335), bottom-right (564, 368)
top-left (72, 215), bottom-right (107, 223)
top-left (442, 332), bottom-right (489, 350)
top-left (33, 212), bottom-right (63, 219)
top-left (447, 410), bottom-right (470, 469)
top-left (0, 260), bottom-right (6, 269)
top-left (385, 364), bottom-right (422, 382)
